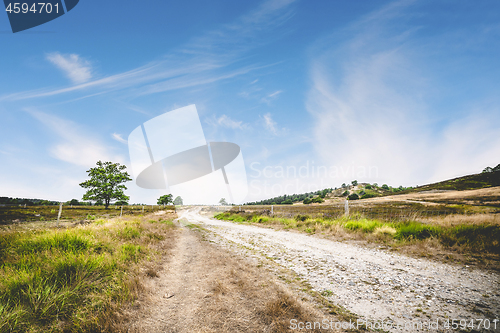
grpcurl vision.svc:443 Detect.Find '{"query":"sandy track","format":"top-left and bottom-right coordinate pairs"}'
top-left (180, 208), bottom-right (500, 332)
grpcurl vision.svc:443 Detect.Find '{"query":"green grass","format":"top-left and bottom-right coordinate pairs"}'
top-left (215, 212), bottom-right (500, 255)
top-left (0, 216), bottom-right (175, 332)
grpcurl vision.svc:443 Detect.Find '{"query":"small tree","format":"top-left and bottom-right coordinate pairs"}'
top-left (158, 194), bottom-right (173, 205)
top-left (173, 196), bottom-right (183, 205)
top-left (381, 184), bottom-right (390, 190)
top-left (219, 198), bottom-right (228, 205)
top-left (351, 180), bottom-right (358, 186)
top-left (80, 161), bottom-right (132, 209)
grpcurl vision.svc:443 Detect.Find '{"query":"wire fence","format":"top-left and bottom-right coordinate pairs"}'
top-left (228, 204), bottom-right (476, 222)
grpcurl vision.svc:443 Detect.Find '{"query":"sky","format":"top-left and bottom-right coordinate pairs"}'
top-left (1, 0), bottom-right (500, 204)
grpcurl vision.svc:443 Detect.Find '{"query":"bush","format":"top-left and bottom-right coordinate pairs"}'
top-left (347, 193), bottom-right (359, 200)
top-left (365, 184), bottom-right (372, 189)
top-left (361, 193), bottom-right (377, 199)
top-left (311, 197), bottom-right (324, 203)
top-left (342, 191), bottom-right (349, 196)
top-left (395, 222), bottom-right (440, 240)
top-left (381, 184), bottom-right (390, 190)
top-left (303, 198), bottom-right (311, 204)
top-left (295, 214), bottom-right (310, 222)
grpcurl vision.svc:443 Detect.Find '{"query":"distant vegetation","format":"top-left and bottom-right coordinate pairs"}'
top-left (245, 188), bottom-right (332, 205)
top-left (244, 164), bottom-right (500, 205)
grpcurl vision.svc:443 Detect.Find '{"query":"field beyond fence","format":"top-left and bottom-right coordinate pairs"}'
top-left (0, 205), bottom-right (176, 224)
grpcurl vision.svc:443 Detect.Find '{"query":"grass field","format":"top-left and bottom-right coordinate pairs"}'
top-left (0, 212), bottom-right (177, 332)
top-left (0, 205), bottom-right (175, 224)
top-left (215, 207), bottom-right (500, 270)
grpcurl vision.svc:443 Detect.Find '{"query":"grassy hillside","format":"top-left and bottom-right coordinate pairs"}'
top-left (397, 171), bottom-right (500, 194)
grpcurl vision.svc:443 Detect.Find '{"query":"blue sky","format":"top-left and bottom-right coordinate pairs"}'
top-left (1, 0), bottom-right (500, 204)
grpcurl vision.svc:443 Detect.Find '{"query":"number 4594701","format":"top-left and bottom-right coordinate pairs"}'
top-left (5, 2), bottom-right (60, 14)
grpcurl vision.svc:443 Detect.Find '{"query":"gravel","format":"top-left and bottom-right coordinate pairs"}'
top-left (179, 208), bottom-right (500, 332)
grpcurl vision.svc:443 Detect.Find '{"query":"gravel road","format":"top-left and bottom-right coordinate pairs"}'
top-left (178, 208), bottom-right (500, 332)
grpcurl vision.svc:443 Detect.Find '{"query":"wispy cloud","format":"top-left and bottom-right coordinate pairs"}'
top-left (217, 115), bottom-right (245, 129)
top-left (46, 53), bottom-right (92, 84)
top-left (262, 112), bottom-right (287, 136)
top-left (261, 90), bottom-right (283, 104)
top-left (28, 110), bottom-right (124, 167)
top-left (112, 133), bottom-right (128, 144)
top-left (2, 0), bottom-right (297, 103)
top-left (306, 0), bottom-right (500, 185)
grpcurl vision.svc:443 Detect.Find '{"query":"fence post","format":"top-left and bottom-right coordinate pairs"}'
top-left (271, 205), bottom-right (274, 215)
top-left (57, 203), bottom-right (63, 227)
top-left (142, 206), bottom-right (144, 214)
top-left (120, 206), bottom-right (123, 217)
top-left (344, 200), bottom-right (349, 216)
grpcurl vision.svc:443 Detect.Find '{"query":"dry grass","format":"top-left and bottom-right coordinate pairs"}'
top-left (122, 225), bottom-right (340, 333)
top-left (0, 212), bottom-right (178, 333)
top-left (421, 213), bottom-right (500, 227)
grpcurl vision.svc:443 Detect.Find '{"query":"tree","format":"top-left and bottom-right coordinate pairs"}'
top-left (116, 200), bottom-right (129, 206)
top-left (219, 198), bottom-right (228, 205)
top-left (68, 199), bottom-right (80, 206)
top-left (157, 194), bottom-right (173, 205)
top-left (351, 180), bottom-right (358, 186)
top-left (303, 198), bottom-right (311, 204)
top-left (381, 184), bottom-right (390, 190)
top-left (173, 196), bottom-right (183, 205)
top-left (80, 161), bottom-right (132, 209)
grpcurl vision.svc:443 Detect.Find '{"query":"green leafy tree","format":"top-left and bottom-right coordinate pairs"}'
top-left (68, 199), bottom-right (80, 206)
top-left (157, 194), bottom-right (173, 205)
top-left (351, 180), bottom-right (358, 186)
top-left (173, 196), bottom-right (183, 205)
top-left (80, 161), bottom-right (132, 209)
top-left (381, 184), bottom-right (390, 190)
top-left (303, 197), bottom-right (312, 204)
top-left (219, 198), bottom-right (228, 205)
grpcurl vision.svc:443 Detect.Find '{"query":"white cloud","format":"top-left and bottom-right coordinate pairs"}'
top-left (216, 115), bottom-right (244, 129)
top-left (262, 112), bottom-right (287, 136)
top-left (261, 90), bottom-right (283, 104)
top-left (46, 53), bottom-right (92, 84)
top-left (28, 110), bottom-right (124, 167)
top-left (306, 0), bottom-right (500, 186)
top-left (112, 133), bottom-right (128, 144)
top-left (2, 0), bottom-right (296, 103)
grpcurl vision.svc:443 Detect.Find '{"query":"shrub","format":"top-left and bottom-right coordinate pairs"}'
top-left (295, 214), bottom-right (310, 222)
top-left (395, 222), bottom-right (440, 240)
top-left (365, 184), bottom-right (372, 189)
top-left (361, 193), bottom-right (377, 199)
top-left (347, 193), bottom-right (359, 200)
top-left (311, 197), bottom-right (324, 203)
top-left (303, 198), bottom-right (311, 204)
top-left (381, 184), bottom-right (390, 190)
top-left (342, 191), bottom-right (349, 196)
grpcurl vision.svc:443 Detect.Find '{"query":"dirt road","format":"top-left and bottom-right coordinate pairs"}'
top-left (179, 207), bottom-right (500, 332)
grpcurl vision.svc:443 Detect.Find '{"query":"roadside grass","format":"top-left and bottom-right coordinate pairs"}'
top-left (215, 212), bottom-right (500, 259)
top-left (0, 215), bottom-right (176, 332)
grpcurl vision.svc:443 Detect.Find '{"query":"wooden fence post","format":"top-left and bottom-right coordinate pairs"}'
top-left (57, 203), bottom-right (63, 227)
